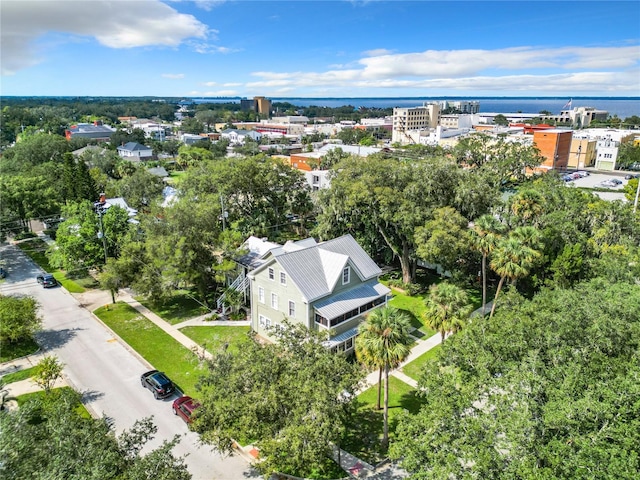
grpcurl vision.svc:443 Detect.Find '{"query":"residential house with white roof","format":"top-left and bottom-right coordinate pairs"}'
top-left (247, 234), bottom-right (390, 353)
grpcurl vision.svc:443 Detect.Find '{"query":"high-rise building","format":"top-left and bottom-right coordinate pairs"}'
top-left (392, 104), bottom-right (440, 144)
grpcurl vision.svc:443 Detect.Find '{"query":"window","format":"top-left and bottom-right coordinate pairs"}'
top-left (258, 287), bottom-right (265, 304)
top-left (271, 293), bottom-right (278, 309)
top-left (259, 315), bottom-right (271, 328)
top-left (288, 300), bottom-right (295, 317)
top-left (280, 271), bottom-right (287, 285)
top-left (346, 337), bottom-right (354, 350)
top-left (342, 266), bottom-right (350, 285)
top-left (268, 268), bottom-right (274, 280)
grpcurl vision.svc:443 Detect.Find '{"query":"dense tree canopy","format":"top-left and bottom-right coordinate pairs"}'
top-left (0, 294), bottom-right (42, 345)
top-left (0, 389), bottom-right (190, 480)
top-left (390, 280), bottom-right (640, 479)
top-left (194, 322), bottom-right (362, 478)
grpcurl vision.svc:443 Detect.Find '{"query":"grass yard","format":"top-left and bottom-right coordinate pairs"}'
top-left (136, 292), bottom-right (209, 325)
top-left (94, 303), bottom-right (204, 395)
top-left (2, 366), bottom-right (38, 384)
top-left (388, 289), bottom-right (435, 337)
top-left (180, 326), bottom-right (251, 355)
top-left (342, 376), bottom-right (427, 464)
top-left (0, 338), bottom-right (40, 363)
top-left (16, 387), bottom-right (92, 418)
top-left (401, 344), bottom-right (441, 382)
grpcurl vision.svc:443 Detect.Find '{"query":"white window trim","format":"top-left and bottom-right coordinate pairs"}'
top-left (268, 267), bottom-right (274, 281)
top-left (271, 293), bottom-right (278, 310)
top-left (258, 286), bottom-right (265, 304)
top-left (288, 300), bottom-right (295, 318)
top-left (259, 315), bottom-right (271, 328)
top-left (342, 266), bottom-right (350, 285)
top-left (280, 271), bottom-right (287, 285)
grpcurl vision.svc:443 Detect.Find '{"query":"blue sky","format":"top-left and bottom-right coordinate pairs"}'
top-left (1, 1), bottom-right (639, 97)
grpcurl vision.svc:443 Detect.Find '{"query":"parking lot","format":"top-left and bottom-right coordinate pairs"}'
top-left (563, 171), bottom-right (634, 202)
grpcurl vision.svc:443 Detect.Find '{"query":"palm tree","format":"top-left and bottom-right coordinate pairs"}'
top-left (510, 189), bottom-right (544, 226)
top-left (356, 306), bottom-right (412, 449)
top-left (489, 236), bottom-right (540, 319)
top-left (469, 214), bottom-right (506, 315)
top-left (424, 282), bottom-right (472, 342)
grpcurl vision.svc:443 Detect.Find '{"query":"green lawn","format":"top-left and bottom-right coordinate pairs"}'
top-left (94, 303), bottom-right (204, 395)
top-left (342, 376), bottom-right (427, 463)
top-left (17, 239), bottom-right (93, 293)
top-left (16, 387), bottom-right (92, 418)
top-left (180, 326), bottom-right (251, 355)
top-left (136, 292), bottom-right (210, 325)
top-left (0, 338), bottom-right (40, 363)
top-left (2, 366), bottom-right (37, 384)
top-left (388, 289), bottom-right (435, 337)
top-left (401, 344), bottom-right (441, 382)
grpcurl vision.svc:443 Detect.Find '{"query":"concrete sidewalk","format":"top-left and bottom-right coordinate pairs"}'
top-left (357, 331), bottom-right (442, 394)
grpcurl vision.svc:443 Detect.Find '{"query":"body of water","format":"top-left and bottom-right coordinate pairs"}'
top-left (267, 97), bottom-right (640, 119)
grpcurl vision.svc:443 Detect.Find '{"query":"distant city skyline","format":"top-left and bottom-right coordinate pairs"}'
top-left (1, 1), bottom-right (639, 98)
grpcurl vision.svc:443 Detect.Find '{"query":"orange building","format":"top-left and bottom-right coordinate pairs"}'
top-left (532, 129), bottom-right (573, 171)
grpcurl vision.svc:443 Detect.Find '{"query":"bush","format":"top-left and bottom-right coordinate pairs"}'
top-left (14, 231), bottom-right (37, 240)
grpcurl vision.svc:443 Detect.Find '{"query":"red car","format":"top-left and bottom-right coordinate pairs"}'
top-left (172, 396), bottom-right (200, 423)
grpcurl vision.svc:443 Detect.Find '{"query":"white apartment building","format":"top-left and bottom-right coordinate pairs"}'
top-left (392, 104), bottom-right (440, 145)
top-left (439, 114), bottom-right (474, 129)
top-left (437, 100), bottom-right (480, 114)
top-left (595, 137), bottom-right (619, 171)
top-left (547, 107), bottom-right (609, 128)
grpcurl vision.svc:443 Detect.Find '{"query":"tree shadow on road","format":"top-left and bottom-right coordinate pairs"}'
top-left (35, 327), bottom-right (82, 351)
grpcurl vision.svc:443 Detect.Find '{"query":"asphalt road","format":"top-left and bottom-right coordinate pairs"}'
top-left (0, 243), bottom-right (260, 480)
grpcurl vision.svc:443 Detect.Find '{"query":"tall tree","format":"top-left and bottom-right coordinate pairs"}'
top-left (0, 388), bottom-right (190, 480)
top-left (316, 155), bottom-right (460, 283)
top-left (423, 282), bottom-right (472, 342)
top-left (469, 214), bottom-right (506, 315)
top-left (415, 206), bottom-right (469, 276)
top-left (390, 280), bottom-right (640, 479)
top-left (489, 235), bottom-right (539, 318)
top-left (0, 294), bottom-right (42, 345)
top-left (194, 322), bottom-right (361, 478)
top-left (356, 306), bottom-right (412, 448)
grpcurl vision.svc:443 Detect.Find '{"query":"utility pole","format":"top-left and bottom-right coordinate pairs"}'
top-left (94, 194), bottom-right (109, 263)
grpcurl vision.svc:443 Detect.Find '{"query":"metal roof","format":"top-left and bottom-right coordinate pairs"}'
top-left (314, 282), bottom-right (390, 319)
top-left (250, 234), bottom-right (384, 303)
top-left (323, 326), bottom-right (360, 347)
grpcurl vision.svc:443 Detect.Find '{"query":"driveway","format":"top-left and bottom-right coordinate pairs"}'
top-left (0, 243), bottom-right (260, 480)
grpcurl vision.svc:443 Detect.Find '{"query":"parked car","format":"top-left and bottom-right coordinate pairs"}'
top-left (624, 173), bottom-right (640, 180)
top-left (561, 174), bottom-right (573, 182)
top-left (0, 267), bottom-right (6, 279)
top-left (36, 273), bottom-right (57, 288)
top-left (172, 396), bottom-right (200, 423)
top-left (141, 370), bottom-right (175, 399)
top-left (611, 178), bottom-right (623, 185)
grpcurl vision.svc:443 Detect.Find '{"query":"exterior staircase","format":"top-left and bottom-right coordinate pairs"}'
top-left (216, 272), bottom-right (250, 314)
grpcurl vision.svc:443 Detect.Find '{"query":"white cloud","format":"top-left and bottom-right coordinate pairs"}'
top-left (362, 48), bottom-right (394, 57)
top-left (1, 0), bottom-right (208, 75)
top-left (190, 42), bottom-right (239, 54)
top-left (223, 82), bottom-right (242, 87)
top-left (245, 45), bottom-right (640, 94)
top-left (203, 81), bottom-right (218, 87)
top-left (162, 73), bottom-right (185, 79)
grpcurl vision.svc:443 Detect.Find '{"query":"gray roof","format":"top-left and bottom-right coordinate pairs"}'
top-left (147, 166), bottom-right (169, 177)
top-left (323, 326), bottom-right (359, 347)
top-left (117, 142), bottom-right (151, 152)
top-left (314, 282), bottom-right (390, 319)
top-left (260, 234), bottom-right (383, 303)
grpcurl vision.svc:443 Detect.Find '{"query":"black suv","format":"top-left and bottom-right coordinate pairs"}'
top-left (36, 273), bottom-right (57, 288)
top-left (141, 370), bottom-right (175, 399)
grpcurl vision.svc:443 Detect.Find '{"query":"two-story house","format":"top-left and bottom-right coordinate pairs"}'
top-left (247, 234), bottom-right (390, 354)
